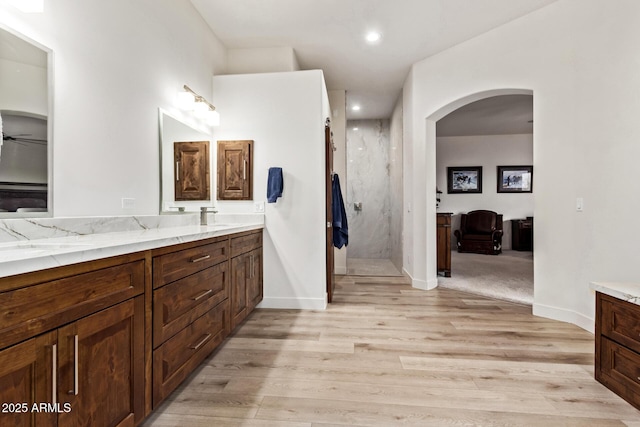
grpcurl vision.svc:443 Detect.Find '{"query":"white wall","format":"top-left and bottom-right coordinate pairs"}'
top-left (0, 58), bottom-right (48, 116)
top-left (328, 89), bottom-right (347, 275)
top-left (437, 134), bottom-right (534, 249)
top-left (227, 47), bottom-right (300, 74)
top-left (404, 0), bottom-right (640, 331)
top-left (0, 0), bottom-right (227, 216)
top-left (389, 96), bottom-right (403, 272)
top-left (213, 70), bottom-right (328, 309)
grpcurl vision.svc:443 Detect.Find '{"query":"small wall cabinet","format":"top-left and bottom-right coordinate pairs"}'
top-left (595, 292), bottom-right (640, 411)
top-left (174, 141), bottom-right (210, 201)
top-left (437, 212), bottom-right (452, 277)
top-left (217, 140), bottom-right (253, 200)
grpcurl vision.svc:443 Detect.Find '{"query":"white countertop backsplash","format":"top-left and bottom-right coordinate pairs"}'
top-left (590, 282), bottom-right (640, 306)
top-left (0, 213), bottom-right (264, 279)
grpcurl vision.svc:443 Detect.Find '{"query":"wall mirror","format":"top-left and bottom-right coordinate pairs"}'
top-left (158, 108), bottom-right (214, 213)
top-left (0, 24), bottom-right (53, 217)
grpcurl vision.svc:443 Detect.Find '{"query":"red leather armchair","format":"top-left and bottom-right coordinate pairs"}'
top-left (454, 210), bottom-right (503, 255)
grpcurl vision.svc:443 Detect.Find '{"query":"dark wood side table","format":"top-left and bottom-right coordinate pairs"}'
top-left (437, 212), bottom-right (452, 277)
top-left (511, 217), bottom-right (533, 251)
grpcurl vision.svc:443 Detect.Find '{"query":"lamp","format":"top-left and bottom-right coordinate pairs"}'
top-left (177, 84), bottom-right (220, 126)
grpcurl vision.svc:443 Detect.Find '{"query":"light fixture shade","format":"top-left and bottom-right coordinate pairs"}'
top-left (206, 110), bottom-right (220, 126)
top-left (193, 100), bottom-right (209, 118)
top-left (9, 0), bottom-right (44, 13)
top-left (177, 90), bottom-right (194, 110)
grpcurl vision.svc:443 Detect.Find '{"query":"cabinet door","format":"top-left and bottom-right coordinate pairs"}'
top-left (58, 297), bottom-right (144, 427)
top-left (174, 141), bottom-right (210, 201)
top-left (230, 254), bottom-right (249, 329)
top-left (248, 248), bottom-right (263, 310)
top-left (0, 332), bottom-right (57, 427)
top-left (217, 140), bottom-right (253, 200)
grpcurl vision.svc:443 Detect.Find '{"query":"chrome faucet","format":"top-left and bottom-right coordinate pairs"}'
top-left (200, 206), bottom-right (218, 225)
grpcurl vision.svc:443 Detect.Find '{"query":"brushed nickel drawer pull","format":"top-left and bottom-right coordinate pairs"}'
top-left (190, 254), bottom-right (211, 263)
top-left (68, 335), bottom-right (79, 395)
top-left (243, 160), bottom-right (247, 180)
top-left (192, 289), bottom-right (213, 301)
top-left (189, 333), bottom-right (212, 351)
top-left (51, 344), bottom-right (58, 405)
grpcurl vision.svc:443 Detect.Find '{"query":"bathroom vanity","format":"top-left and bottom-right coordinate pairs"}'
top-left (591, 282), bottom-right (640, 412)
top-left (0, 220), bottom-right (263, 426)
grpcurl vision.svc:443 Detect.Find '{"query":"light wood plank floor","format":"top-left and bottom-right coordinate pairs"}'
top-left (143, 275), bottom-right (640, 426)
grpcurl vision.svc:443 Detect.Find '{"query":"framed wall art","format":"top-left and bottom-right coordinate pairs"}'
top-left (447, 166), bottom-right (483, 194)
top-left (497, 165), bottom-right (533, 193)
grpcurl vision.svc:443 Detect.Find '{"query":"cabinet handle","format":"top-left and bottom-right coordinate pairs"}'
top-left (189, 333), bottom-right (212, 351)
top-left (176, 161), bottom-right (180, 181)
top-left (190, 254), bottom-right (211, 263)
top-left (68, 335), bottom-right (79, 396)
top-left (192, 289), bottom-right (213, 301)
top-left (243, 160), bottom-right (247, 180)
top-left (51, 344), bottom-right (58, 405)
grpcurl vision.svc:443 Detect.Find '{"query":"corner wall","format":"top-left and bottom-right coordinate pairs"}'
top-left (404, 0), bottom-right (640, 331)
top-left (213, 70), bottom-right (328, 309)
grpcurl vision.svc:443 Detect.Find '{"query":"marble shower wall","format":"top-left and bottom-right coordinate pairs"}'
top-left (389, 100), bottom-right (403, 272)
top-left (346, 119), bottom-right (391, 259)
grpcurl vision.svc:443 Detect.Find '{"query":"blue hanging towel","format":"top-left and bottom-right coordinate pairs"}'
top-left (267, 167), bottom-right (283, 203)
top-left (332, 173), bottom-right (348, 248)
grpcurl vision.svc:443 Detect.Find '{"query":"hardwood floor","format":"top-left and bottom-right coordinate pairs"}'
top-left (142, 275), bottom-right (640, 426)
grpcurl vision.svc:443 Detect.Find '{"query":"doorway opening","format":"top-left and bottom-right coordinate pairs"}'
top-left (433, 92), bottom-right (534, 305)
top-left (345, 118), bottom-right (403, 277)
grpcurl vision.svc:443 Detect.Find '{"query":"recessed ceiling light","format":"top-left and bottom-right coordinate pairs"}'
top-left (352, 105), bottom-right (361, 111)
top-left (365, 31), bottom-right (381, 43)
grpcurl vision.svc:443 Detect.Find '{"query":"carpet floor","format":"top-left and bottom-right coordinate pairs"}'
top-left (438, 250), bottom-right (534, 305)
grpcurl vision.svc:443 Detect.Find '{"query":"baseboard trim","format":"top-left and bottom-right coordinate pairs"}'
top-left (404, 269), bottom-right (438, 291)
top-left (533, 303), bottom-right (594, 333)
top-left (258, 296), bottom-right (327, 310)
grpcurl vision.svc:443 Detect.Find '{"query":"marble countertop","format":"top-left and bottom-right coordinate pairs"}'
top-left (590, 282), bottom-right (640, 305)
top-left (0, 222), bottom-right (264, 279)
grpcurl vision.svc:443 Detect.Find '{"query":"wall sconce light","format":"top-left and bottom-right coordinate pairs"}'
top-left (177, 84), bottom-right (220, 126)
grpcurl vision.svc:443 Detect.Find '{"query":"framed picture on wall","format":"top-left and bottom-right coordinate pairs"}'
top-left (497, 165), bottom-right (533, 193)
top-left (447, 166), bottom-right (483, 194)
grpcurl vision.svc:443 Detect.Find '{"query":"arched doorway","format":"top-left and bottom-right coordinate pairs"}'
top-left (423, 89), bottom-right (535, 302)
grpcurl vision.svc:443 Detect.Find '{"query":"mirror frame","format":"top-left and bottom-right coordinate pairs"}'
top-left (158, 108), bottom-right (214, 214)
top-left (0, 22), bottom-right (54, 219)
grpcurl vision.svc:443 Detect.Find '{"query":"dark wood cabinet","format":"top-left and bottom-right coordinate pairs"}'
top-left (595, 292), bottom-right (640, 411)
top-left (217, 140), bottom-right (253, 200)
top-left (151, 236), bottom-right (230, 407)
top-left (437, 213), bottom-right (452, 277)
top-left (230, 230), bottom-right (263, 330)
top-left (511, 217), bottom-right (533, 251)
top-left (0, 255), bottom-right (146, 427)
top-left (0, 228), bottom-right (263, 426)
top-left (174, 141), bottom-right (210, 201)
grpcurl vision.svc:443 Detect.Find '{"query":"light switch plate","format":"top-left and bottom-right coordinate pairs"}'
top-left (254, 201), bottom-right (265, 212)
top-left (576, 197), bottom-right (584, 212)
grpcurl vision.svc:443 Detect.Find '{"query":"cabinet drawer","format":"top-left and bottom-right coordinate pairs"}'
top-left (230, 231), bottom-right (262, 258)
top-left (153, 261), bottom-right (229, 347)
top-left (599, 293), bottom-right (640, 354)
top-left (0, 260), bottom-right (144, 349)
top-left (153, 240), bottom-right (229, 288)
top-left (597, 336), bottom-right (640, 410)
top-left (153, 301), bottom-right (229, 407)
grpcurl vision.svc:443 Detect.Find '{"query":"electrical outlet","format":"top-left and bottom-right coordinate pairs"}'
top-left (122, 198), bottom-right (136, 210)
top-left (254, 201), bottom-right (265, 213)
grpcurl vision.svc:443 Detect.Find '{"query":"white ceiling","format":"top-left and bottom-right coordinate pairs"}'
top-left (191, 0), bottom-right (555, 121)
top-left (437, 94), bottom-right (533, 137)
